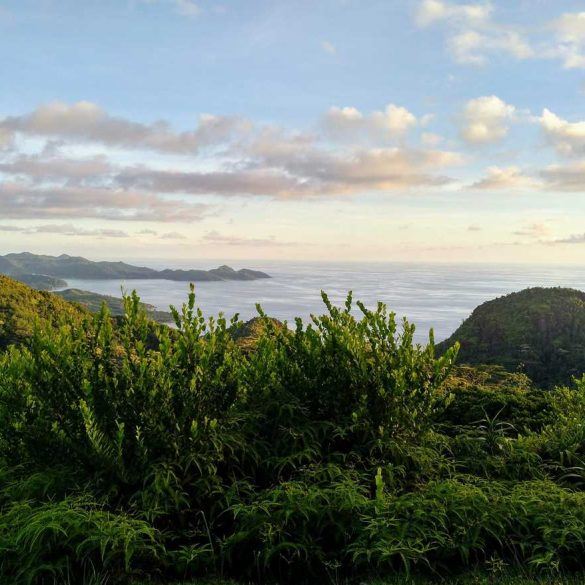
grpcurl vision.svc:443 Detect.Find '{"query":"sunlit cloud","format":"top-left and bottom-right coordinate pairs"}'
top-left (460, 95), bottom-right (516, 144)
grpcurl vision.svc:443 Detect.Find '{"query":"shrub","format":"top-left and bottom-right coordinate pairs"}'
top-left (2, 287), bottom-right (585, 583)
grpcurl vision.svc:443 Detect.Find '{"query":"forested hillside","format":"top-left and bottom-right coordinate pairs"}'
top-left (0, 274), bottom-right (86, 348)
top-left (438, 287), bottom-right (585, 387)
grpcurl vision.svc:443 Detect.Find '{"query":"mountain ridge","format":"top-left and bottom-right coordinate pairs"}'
top-left (0, 252), bottom-right (271, 282)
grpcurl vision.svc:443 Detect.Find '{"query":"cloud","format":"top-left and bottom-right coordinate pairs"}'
top-left (416, 3), bottom-right (585, 69)
top-left (0, 182), bottom-right (211, 222)
top-left (115, 140), bottom-right (462, 197)
top-left (415, 0), bottom-right (532, 66)
top-left (323, 103), bottom-right (418, 141)
top-left (257, 146), bottom-right (462, 193)
top-left (513, 223), bottom-right (551, 238)
top-left (0, 153), bottom-right (113, 183)
top-left (0, 127), bottom-right (14, 151)
top-left (160, 231), bottom-right (187, 239)
top-left (321, 40), bottom-right (337, 55)
top-left (447, 29), bottom-right (532, 65)
top-left (0, 224), bottom-right (130, 238)
top-left (539, 108), bottom-right (585, 157)
top-left (467, 224), bottom-right (481, 231)
top-left (0, 101), bottom-right (251, 154)
top-left (33, 224), bottom-right (130, 238)
top-left (0, 225), bottom-right (26, 232)
top-left (202, 230), bottom-right (294, 247)
top-left (460, 95), bottom-right (515, 144)
top-left (471, 166), bottom-right (540, 190)
top-left (547, 12), bottom-right (585, 69)
top-left (0, 101), bottom-right (464, 228)
top-left (540, 160), bottom-right (585, 192)
top-left (549, 233), bottom-right (585, 245)
top-left (415, 0), bottom-right (492, 28)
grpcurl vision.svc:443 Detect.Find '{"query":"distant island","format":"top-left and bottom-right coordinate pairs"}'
top-left (0, 252), bottom-right (270, 284)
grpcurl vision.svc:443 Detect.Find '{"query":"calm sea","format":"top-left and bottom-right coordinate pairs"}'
top-left (58, 261), bottom-right (585, 343)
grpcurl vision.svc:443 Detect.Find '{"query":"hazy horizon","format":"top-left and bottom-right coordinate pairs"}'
top-left (0, 1), bottom-right (584, 263)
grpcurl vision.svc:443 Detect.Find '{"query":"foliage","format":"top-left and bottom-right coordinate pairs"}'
top-left (2, 283), bottom-right (585, 583)
top-left (0, 274), bottom-right (86, 349)
top-left (438, 287), bottom-right (585, 388)
top-left (55, 288), bottom-right (173, 322)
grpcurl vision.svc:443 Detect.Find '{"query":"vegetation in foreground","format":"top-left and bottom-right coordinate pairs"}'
top-left (2, 279), bottom-right (585, 583)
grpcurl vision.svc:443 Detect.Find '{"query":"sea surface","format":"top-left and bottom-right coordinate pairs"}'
top-left (58, 261), bottom-right (585, 343)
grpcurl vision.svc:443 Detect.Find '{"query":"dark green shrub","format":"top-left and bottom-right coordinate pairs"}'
top-left (2, 286), bottom-right (585, 583)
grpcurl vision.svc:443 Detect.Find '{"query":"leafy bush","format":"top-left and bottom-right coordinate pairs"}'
top-left (2, 285), bottom-right (585, 583)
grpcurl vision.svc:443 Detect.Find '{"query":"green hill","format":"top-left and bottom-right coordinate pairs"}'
top-left (438, 287), bottom-right (585, 387)
top-left (13, 273), bottom-right (68, 291)
top-left (0, 275), bottom-right (86, 349)
top-left (55, 288), bottom-right (173, 322)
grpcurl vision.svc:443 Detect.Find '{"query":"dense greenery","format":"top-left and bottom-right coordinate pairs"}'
top-left (0, 274), bottom-right (86, 348)
top-left (438, 287), bottom-right (585, 387)
top-left (56, 288), bottom-right (173, 322)
top-left (2, 283), bottom-right (585, 583)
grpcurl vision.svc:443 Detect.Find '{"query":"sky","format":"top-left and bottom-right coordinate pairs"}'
top-left (0, 0), bottom-right (584, 263)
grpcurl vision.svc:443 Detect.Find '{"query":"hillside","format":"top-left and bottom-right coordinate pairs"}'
top-left (13, 273), bottom-right (68, 291)
top-left (438, 287), bottom-right (585, 387)
top-left (0, 275), bottom-right (86, 348)
top-left (55, 288), bottom-right (173, 322)
top-left (0, 252), bottom-right (270, 282)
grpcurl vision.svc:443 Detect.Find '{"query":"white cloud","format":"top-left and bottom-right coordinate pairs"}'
top-left (460, 95), bottom-right (515, 144)
top-left (539, 108), bottom-right (585, 157)
top-left (448, 29), bottom-right (532, 65)
top-left (416, 3), bottom-right (585, 69)
top-left (548, 12), bottom-right (585, 69)
top-left (553, 12), bottom-right (585, 44)
top-left (324, 103), bottom-right (418, 141)
top-left (471, 166), bottom-right (539, 190)
top-left (415, 0), bottom-right (492, 28)
top-left (415, 0), bottom-right (532, 66)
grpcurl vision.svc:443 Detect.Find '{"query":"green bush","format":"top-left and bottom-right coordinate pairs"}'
top-left (2, 287), bottom-right (585, 583)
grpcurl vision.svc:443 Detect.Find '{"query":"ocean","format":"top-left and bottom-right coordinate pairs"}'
top-left (58, 261), bottom-right (585, 343)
